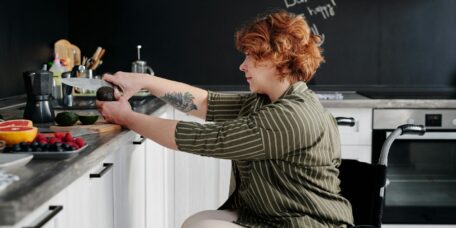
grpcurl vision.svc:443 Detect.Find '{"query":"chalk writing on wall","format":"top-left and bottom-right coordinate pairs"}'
top-left (283, 0), bottom-right (337, 46)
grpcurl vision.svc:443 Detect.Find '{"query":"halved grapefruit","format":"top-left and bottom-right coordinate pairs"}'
top-left (0, 126), bottom-right (38, 145)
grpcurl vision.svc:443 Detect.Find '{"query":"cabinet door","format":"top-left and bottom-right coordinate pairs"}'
top-left (114, 132), bottom-right (146, 228)
top-left (173, 110), bottom-right (232, 228)
top-left (341, 145), bottom-right (372, 164)
top-left (87, 153), bottom-right (115, 228)
top-left (56, 152), bottom-right (114, 228)
top-left (144, 105), bottom-right (175, 228)
top-left (14, 192), bottom-right (64, 228)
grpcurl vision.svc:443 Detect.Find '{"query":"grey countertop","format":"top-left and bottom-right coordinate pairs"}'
top-left (1, 91), bottom-right (456, 225)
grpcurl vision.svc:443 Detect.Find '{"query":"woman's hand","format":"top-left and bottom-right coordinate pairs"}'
top-left (102, 71), bottom-right (147, 99)
top-left (96, 96), bottom-right (133, 126)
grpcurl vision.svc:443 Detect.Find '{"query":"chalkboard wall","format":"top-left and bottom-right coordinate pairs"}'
top-left (0, 0), bottom-right (455, 98)
top-left (67, 0), bottom-right (456, 91)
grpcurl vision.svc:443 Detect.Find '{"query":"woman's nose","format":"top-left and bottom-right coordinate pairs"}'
top-left (239, 61), bottom-right (247, 72)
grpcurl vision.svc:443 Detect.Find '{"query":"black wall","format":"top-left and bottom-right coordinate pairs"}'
top-left (1, 0), bottom-right (455, 99)
top-left (67, 0), bottom-right (456, 91)
top-left (0, 1), bottom-right (68, 99)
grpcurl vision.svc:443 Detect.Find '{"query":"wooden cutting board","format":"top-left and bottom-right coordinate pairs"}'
top-left (54, 39), bottom-right (81, 71)
top-left (50, 121), bottom-right (122, 133)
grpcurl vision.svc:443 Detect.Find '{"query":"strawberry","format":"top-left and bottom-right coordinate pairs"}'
top-left (54, 132), bottom-right (65, 139)
top-left (64, 132), bottom-right (73, 142)
top-left (49, 137), bottom-right (57, 145)
top-left (74, 137), bottom-right (85, 147)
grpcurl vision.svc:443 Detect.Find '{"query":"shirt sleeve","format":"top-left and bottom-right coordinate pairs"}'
top-left (206, 91), bottom-right (255, 122)
top-left (175, 100), bottom-right (326, 160)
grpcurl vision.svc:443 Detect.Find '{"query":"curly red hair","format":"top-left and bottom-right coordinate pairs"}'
top-left (235, 10), bottom-right (324, 82)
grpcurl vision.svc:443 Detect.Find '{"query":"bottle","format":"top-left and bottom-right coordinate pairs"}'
top-left (49, 55), bottom-right (66, 104)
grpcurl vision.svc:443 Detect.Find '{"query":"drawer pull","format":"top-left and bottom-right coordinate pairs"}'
top-left (23, 205), bottom-right (63, 228)
top-left (336, 117), bottom-right (356, 127)
top-left (133, 136), bottom-right (146, 145)
top-left (90, 163), bottom-right (114, 178)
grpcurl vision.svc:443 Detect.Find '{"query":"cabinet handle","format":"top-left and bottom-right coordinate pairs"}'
top-left (336, 117), bottom-right (356, 127)
top-left (133, 135), bottom-right (146, 145)
top-left (90, 163), bottom-right (113, 178)
top-left (23, 205), bottom-right (63, 228)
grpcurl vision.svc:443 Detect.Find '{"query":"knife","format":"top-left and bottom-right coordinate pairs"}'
top-left (61, 78), bottom-right (115, 91)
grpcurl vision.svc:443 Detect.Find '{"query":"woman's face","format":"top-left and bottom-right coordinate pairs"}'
top-left (239, 55), bottom-right (280, 94)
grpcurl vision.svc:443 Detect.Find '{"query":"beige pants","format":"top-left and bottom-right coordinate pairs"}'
top-left (181, 210), bottom-right (245, 228)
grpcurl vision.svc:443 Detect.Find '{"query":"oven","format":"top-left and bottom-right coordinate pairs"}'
top-left (372, 109), bottom-right (456, 225)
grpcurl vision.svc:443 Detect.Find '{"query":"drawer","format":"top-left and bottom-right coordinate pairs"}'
top-left (327, 108), bottom-right (372, 146)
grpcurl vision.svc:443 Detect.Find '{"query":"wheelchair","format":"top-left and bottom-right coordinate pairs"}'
top-left (337, 118), bottom-right (426, 228)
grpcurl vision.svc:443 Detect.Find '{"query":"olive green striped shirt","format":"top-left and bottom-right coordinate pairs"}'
top-left (175, 82), bottom-right (354, 227)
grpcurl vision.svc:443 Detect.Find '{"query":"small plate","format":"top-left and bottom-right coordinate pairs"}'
top-left (0, 154), bottom-right (33, 171)
top-left (2, 145), bottom-right (88, 159)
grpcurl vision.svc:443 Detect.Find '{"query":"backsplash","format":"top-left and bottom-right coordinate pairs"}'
top-left (0, 0), bottom-right (68, 98)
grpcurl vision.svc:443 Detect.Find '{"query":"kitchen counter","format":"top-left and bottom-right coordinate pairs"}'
top-left (1, 91), bottom-right (456, 225)
top-left (315, 91), bottom-right (456, 109)
top-left (0, 97), bottom-right (165, 225)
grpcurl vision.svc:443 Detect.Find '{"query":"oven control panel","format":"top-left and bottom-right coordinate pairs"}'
top-left (374, 109), bottom-right (456, 129)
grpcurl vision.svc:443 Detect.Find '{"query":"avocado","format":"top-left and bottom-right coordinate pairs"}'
top-left (78, 114), bottom-right (99, 125)
top-left (55, 111), bottom-right (79, 126)
top-left (96, 86), bottom-right (115, 101)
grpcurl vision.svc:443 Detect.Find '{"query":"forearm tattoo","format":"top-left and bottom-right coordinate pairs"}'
top-left (160, 92), bottom-right (198, 112)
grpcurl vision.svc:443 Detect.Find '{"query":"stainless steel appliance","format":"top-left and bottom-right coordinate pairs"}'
top-left (372, 109), bottom-right (456, 225)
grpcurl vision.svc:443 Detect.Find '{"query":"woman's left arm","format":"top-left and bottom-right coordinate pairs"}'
top-left (97, 96), bottom-right (179, 150)
top-left (126, 111), bottom-right (179, 150)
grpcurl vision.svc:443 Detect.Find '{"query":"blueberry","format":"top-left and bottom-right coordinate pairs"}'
top-left (31, 141), bottom-right (39, 147)
top-left (12, 144), bottom-right (22, 152)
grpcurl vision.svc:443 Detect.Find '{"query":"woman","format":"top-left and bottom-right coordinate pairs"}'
top-left (97, 10), bottom-right (354, 228)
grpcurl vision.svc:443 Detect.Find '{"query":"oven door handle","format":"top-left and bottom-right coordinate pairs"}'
top-left (386, 131), bottom-right (456, 140)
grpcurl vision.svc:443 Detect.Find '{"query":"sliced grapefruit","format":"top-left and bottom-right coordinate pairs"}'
top-left (0, 126), bottom-right (38, 145)
top-left (0, 119), bottom-right (33, 128)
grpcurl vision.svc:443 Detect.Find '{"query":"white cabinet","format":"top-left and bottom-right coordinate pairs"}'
top-left (12, 193), bottom-right (64, 228)
top-left (145, 105), bottom-right (174, 228)
top-left (172, 109), bottom-right (232, 228)
top-left (327, 108), bottom-right (373, 163)
top-left (60, 152), bottom-right (115, 228)
top-left (114, 132), bottom-right (146, 228)
top-left (12, 153), bottom-right (115, 228)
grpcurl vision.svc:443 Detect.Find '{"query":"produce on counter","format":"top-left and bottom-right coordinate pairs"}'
top-left (55, 111), bottom-right (79, 126)
top-left (0, 119), bottom-right (33, 128)
top-left (96, 86), bottom-right (115, 101)
top-left (78, 114), bottom-right (99, 125)
top-left (0, 126), bottom-right (38, 145)
top-left (3, 132), bottom-right (86, 153)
